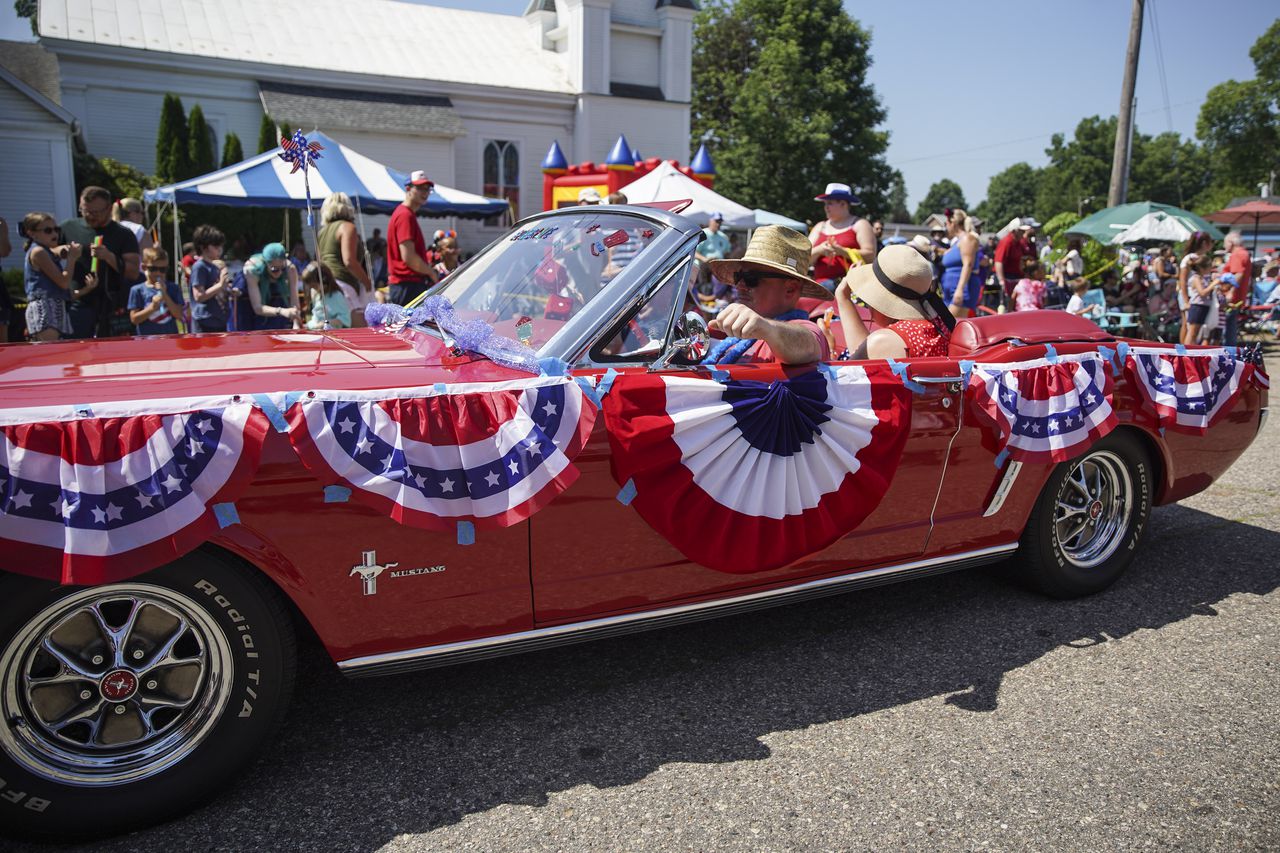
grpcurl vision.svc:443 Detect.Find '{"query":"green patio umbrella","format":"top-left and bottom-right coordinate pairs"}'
top-left (1065, 202), bottom-right (1223, 244)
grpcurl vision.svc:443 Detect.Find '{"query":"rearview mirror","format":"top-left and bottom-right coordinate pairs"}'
top-left (650, 311), bottom-right (708, 370)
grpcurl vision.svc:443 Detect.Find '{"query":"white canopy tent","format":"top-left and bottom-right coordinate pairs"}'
top-left (620, 161), bottom-right (756, 229)
top-left (1110, 211), bottom-right (1198, 245)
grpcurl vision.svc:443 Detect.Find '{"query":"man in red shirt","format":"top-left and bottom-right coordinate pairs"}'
top-left (994, 217), bottom-right (1038, 297)
top-left (1222, 230), bottom-right (1253, 346)
top-left (386, 170), bottom-right (440, 306)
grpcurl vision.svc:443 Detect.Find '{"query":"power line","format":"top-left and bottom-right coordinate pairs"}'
top-left (1147, 0), bottom-right (1184, 205)
top-left (892, 99), bottom-right (1199, 166)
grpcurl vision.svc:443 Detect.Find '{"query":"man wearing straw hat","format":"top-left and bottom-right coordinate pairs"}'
top-left (704, 225), bottom-right (831, 365)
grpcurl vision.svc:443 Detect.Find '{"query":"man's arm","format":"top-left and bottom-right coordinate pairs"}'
top-left (398, 240), bottom-right (440, 284)
top-left (710, 304), bottom-right (823, 365)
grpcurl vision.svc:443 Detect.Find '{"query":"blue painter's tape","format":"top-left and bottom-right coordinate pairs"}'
top-left (212, 502), bottom-right (240, 528)
top-left (457, 520), bottom-right (475, 546)
top-left (1043, 343), bottom-right (1059, 363)
top-left (994, 448), bottom-right (1010, 469)
top-left (538, 357), bottom-right (569, 377)
top-left (323, 485), bottom-right (351, 503)
top-left (887, 360), bottom-right (926, 394)
top-left (710, 368), bottom-right (730, 383)
top-left (596, 367), bottom-right (619, 398)
top-left (574, 376), bottom-right (601, 409)
top-left (432, 383), bottom-right (447, 393)
top-left (1175, 344), bottom-right (1187, 356)
top-left (958, 360), bottom-right (975, 383)
top-left (251, 394), bottom-right (289, 433)
top-left (616, 478), bottom-right (638, 506)
top-left (73, 404), bottom-right (94, 418)
top-left (817, 363), bottom-right (839, 381)
top-left (1098, 345), bottom-right (1115, 364)
top-left (1158, 427), bottom-right (1166, 437)
top-left (282, 391), bottom-right (303, 409)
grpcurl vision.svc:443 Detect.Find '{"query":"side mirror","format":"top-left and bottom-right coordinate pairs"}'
top-left (650, 311), bottom-right (709, 370)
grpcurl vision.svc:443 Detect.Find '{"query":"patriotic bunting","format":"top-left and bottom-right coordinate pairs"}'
top-left (967, 354), bottom-right (1118, 464)
top-left (0, 404), bottom-right (268, 585)
top-left (283, 376), bottom-right (595, 530)
top-left (601, 365), bottom-right (913, 573)
top-left (1124, 346), bottom-right (1253, 434)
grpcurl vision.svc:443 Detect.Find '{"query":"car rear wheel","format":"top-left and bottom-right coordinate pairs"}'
top-left (1013, 430), bottom-right (1153, 598)
top-left (0, 550), bottom-right (295, 841)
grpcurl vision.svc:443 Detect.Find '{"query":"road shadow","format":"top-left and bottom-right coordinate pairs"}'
top-left (29, 504), bottom-right (1280, 851)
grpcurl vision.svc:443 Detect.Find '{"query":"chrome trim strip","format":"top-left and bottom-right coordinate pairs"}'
top-left (338, 542), bottom-right (1019, 677)
top-left (984, 460), bottom-right (1024, 517)
top-left (1259, 407), bottom-right (1268, 434)
top-left (912, 375), bottom-right (965, 384)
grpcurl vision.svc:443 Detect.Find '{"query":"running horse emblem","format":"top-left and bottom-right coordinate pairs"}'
top-left (350, 550), bottom-right (398, 596)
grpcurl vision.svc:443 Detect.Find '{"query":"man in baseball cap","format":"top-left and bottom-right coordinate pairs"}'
top-left (577, 187), bottom-right (602, 205)
top-left (386, 170), bottom-right (439, 305)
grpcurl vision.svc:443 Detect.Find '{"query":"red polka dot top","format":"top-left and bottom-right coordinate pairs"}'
top-left (888, 319), bottom-right (951, 358)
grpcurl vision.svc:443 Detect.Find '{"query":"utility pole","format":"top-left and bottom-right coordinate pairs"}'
top-left (1108, 0), bottom-right (1144, 208)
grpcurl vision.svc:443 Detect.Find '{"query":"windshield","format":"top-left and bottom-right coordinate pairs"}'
top-left (413, 212), bottom-right (667, 351)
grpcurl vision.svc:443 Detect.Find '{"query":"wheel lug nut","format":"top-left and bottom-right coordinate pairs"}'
top-left (79, 690), bottom-right (92, 700)
top-left (113, 705), bottom-right (127, 715)
top-left (132, 649), bottom-right (145, 660)
top-left (91, 655), bottom-right (104, 665)
top-left (146, 680), bottom-right (158, 690)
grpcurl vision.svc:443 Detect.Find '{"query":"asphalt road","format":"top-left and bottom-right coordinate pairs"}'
top-left (18, 353), bottom-right (1280, 852)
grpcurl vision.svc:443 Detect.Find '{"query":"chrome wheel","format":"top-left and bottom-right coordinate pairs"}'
top-left (0, 583), bottom-right (234, 786)
top-left (1053, 450), bottom-right (1134, 569)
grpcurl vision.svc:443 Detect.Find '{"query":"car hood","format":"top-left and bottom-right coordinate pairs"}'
top-left (0, 328), bottom-right (533, 411)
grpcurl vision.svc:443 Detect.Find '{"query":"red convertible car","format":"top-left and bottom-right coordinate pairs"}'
top-left (0, 205), bottom-right (1267, 839)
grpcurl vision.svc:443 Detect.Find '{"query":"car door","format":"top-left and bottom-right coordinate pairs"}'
top-left (530, 257), bottom-right (964, 624)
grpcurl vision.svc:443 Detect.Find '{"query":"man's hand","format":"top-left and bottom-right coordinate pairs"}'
top-left (709, 303), bottom-right (768, 339)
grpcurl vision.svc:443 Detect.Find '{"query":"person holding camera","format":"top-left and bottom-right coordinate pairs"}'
top-left (20, 211), bottom-right (96, 341)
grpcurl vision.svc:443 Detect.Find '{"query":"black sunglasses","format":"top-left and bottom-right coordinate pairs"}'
top-left (33, 226), bottom-right (58, 234)
top-left (733, 270), bottom-right (771, 288)
top-left (144, 265), bottom-right (168, 272)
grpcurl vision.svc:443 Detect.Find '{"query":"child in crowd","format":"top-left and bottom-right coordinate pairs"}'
top-left (21, 211), bottom-right (90, 341)
top-left (189, 224), bottom-right (230, 333)
top-left (128, 246), bottom-right (185, 335)
top-left (1012, 259), bottom-right (1046, 311)
top-left (1182, 256), bottom-right (1215, 345)
top-left (302, 262), bottom-right (352, 330)
top-left (1064, 279), bottom-right (1100, 320)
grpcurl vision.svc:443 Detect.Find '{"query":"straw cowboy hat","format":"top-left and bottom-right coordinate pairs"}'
top-left (707, 226), bottom-right (830, 300)
top-left (844, 243), bottom-right (954, 325)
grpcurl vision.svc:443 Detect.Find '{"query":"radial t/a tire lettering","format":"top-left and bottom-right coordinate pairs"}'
top-left (1012, 430), bottom-right (1153, 599)
top-left (0, 550), bottom-right (296, 841)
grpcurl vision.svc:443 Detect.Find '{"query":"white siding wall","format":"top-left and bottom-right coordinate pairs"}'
top-left (0, 83), bottom-right (76, 234)
top-left (610, 30), bottom-right (660, 89)
top-left (576, 94), bottom-right (689, 171)
top-left (57, 57), bottom-right (265, 174)
top-left (327, 130), bottom-right (454, 185)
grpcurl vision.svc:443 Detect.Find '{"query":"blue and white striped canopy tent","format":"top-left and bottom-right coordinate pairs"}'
top-left (144, 131), bottom-right (507, 219)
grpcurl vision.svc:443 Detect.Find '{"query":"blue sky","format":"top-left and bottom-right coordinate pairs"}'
top-left (5, 0), bottom-right (1275, 211)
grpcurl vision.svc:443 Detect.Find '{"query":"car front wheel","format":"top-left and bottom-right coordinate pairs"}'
top-left (1014, 430), bottom-right (1153, 598)
top-left (0, 550), bottom-right (295, 841)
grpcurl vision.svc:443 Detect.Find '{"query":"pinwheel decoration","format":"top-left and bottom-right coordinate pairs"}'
top-left (278, 130), bottom-right (323, 173)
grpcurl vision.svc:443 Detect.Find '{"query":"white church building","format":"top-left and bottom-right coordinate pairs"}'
top-left (16, 0), bottom-right (696, 247)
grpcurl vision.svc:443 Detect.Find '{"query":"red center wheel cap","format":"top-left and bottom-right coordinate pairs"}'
top-left (100, 670), bottom-right (138, 701)
top-left (1087, 500), bottom-right (1104, 521)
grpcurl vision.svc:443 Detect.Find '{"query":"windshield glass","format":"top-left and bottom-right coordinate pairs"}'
top-left (413, 212), bottom-right (667, 351)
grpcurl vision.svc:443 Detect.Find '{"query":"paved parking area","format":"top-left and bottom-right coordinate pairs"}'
top-left (19, 354), bottom-right (1279, 852)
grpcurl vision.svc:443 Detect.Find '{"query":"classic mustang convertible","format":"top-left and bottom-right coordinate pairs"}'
top-left (0, 205), bottom-right (1266, 839)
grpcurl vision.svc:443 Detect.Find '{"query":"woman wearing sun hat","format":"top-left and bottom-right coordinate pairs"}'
top-left (809, 182), bottom-right (877, 292)
top-left (705, 226), bottom-right (832, 365)
top-left (834, 243), bottom-right (958, 360)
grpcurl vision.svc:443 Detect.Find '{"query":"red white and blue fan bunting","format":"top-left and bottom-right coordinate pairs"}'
top-left (967, 354), bottom-right (1117, 464)
top-left (0, 404), bottom-right (268, 585)
top-left (284, 377), bottom-right (595, 529)
top-left (602, 365), bottom-right (912, 573)
top-left (1124, 346), bottom-right (1252, 434)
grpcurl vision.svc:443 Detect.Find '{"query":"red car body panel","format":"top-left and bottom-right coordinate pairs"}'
top-left (0, 319), bottom-right (1264, 668)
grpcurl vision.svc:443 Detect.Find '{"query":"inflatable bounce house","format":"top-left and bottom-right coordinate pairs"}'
top-left (541, 134), bottom-right (716, 210)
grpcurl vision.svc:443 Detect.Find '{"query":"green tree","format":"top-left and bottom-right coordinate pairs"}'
top-left (978, 162), bottom-right (1040, 229)
top-left (884, 169), bottom-right (910, 223)
top-left (1129, 131), bottom-right (1210, 209)
top-left (155, 93), bottom-right (191, 182)
top-left (1196, 79), bottom-right (1279, 190)
top-left (1249, 18), bottom-right (1280, 98)
top-left (257, 113), bottom-right (277, 153)
top-left (1034, 116), bottom-right (1118, 221)
top-left (220, 132), bottom-right (244, 168)
top-left (186, 104), bottom-right (215, 178)
top-left (912, 178), bottom-right (966, 224)
top-left (14, 0), bottom-right (36, 35)
top-left (691, 0), bottom-right (892, 222)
